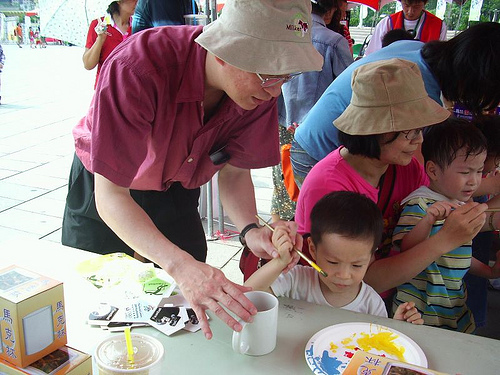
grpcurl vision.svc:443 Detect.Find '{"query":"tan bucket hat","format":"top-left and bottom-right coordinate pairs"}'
top-left (195, 0), bottom-right (324, 75)
top-left (334, 58), bottom-right (451, 135)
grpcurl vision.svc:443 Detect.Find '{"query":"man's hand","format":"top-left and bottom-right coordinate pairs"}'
top-left (172, 255), bottom-right (257, 340)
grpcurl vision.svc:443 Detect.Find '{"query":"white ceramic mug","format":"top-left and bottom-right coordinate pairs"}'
top-left (232, 291), bottom-right (279, 356)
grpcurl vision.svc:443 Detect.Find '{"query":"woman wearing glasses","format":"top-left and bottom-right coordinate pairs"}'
top-left (294, 59), bottom-right (488, 309)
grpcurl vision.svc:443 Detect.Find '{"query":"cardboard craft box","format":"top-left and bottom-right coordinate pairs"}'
top-left (0, 346), bottom-right (91, 375)
top-left (0, 266), bottom-right (67, 368)
top-left (343, 350), bottom-right (449, 375)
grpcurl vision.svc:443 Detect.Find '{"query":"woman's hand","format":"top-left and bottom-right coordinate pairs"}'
top-left (438, 201), bottom-right (487, 249)
top-left (94, 18), bottom-right (109, 36)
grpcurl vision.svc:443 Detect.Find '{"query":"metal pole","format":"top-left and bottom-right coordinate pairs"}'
top-left (218, 188), bottom-right (224, 233)
top-left (206, 179), bottom-right (215, 239)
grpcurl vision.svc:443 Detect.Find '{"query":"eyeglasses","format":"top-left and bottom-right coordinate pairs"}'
top-left (400, 128), bottom-right (423, 141)
top-left (255, 72), bottom-right (302, 88)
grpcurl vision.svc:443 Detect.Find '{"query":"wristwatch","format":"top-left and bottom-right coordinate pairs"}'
top-left (239, 223), bottom-right (260, 246)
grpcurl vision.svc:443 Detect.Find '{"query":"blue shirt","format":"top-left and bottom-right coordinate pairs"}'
top-left (279, 14), bottom-right (353, 129)
top-left (294, 40), bottom-right (442, 161)
top-left (132, 0), bottom-right (197, 33)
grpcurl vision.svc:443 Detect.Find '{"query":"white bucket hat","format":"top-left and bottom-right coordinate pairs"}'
top-left (334, 59), bottom-right (451, 135)
top-left (195, 0), bottom-right (324, 75)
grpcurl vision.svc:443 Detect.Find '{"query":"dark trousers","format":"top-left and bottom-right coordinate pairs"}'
top-left (62, 154), bottom-right (207, 262)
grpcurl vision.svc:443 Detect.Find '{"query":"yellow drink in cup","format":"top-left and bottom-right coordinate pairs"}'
top-left (95, 333), bottom-right (164, 375)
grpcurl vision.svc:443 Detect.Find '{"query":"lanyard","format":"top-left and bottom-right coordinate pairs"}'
top-left (403, 12), bottom-right (423, 38)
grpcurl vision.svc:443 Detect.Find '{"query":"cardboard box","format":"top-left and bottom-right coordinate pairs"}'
top-left (343, 350), bottom-right (449, 375)
top-left (0, 266), bottom-right (67, 368)
top-left (0, 346), bottom-right (92, 375)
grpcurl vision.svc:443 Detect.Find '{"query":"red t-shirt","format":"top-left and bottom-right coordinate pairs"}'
top-left (85, 18), bottom-right (131, 88)
top-left (74, 26), bottom-right (280, 191)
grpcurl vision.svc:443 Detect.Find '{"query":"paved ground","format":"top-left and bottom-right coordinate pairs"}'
top-left (1, 41), bottom-right (498, 340)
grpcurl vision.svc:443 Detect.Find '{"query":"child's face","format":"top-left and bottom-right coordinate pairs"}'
top-left (428, 149), bottom-right (486, 202)
top-left (309, 233), bottom-right (372, 298)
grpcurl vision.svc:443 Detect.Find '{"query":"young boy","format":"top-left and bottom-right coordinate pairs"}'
top-left (392, 118), bottom-right (500, 333)
top-left (245, 191), bottom-right (423, 323)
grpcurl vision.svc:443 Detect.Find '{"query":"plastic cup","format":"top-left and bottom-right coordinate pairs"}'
top-left (95, 333), bottom-right (164, 375)
top-left (183, 14), bottom-right (208, 25)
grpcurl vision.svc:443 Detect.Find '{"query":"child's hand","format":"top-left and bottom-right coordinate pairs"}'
top-left (393, 302), bottom-right (424, 325)
top-left (490, 250), bottom-right (500, 279)
top-left (271, 225), bottom-right (294, 266)
top-left (426, 201), bottom-right (457, 223)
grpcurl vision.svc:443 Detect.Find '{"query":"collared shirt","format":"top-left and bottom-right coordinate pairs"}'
top-left (278, 13), bottom-right (353, 129)
top-left (74, 26), bottom-right (279, 191)
top-left (86, 18), bottom-right (132, 88)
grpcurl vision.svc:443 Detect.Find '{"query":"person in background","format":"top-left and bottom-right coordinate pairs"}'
top-left (247, 191), bottom-right (424, 324)
top-left (270, 96), bottom-right (297, 223)
top-left (290, 22), bottom-right (500, 187)
top-left (465, 114), bottom-right (500, 328)
top-left (61, 0), bottom-right (322, 340)
top-left (0, 43), bottom-right (4, 105)
top-left (365, 0), bottom-right (447, 56)
top-left (132, 0), bottom-right (198, 33)
top-left (83, 0), bottom-right (138, 88)
top-left (381, 28), bottom-right (414, 48)
top-left (15, 23), bottom-right (23, 48)
top-left (278, 0), bottom-right (353, 195)
top-left (268, 0), bottom-right (352, 244)
top-left (392, 119), bottom-right (500, 333)
top-left (29, 27), bottom-right (35, 48)
top-left (327, 0), bottom-right (353, 54)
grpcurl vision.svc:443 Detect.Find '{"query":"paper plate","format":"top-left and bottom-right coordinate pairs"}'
top-left (304, 322), bottom-right (427, 374)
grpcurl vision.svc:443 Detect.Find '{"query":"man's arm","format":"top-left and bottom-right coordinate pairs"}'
top-left (93, 173), bottom-right (257, 339)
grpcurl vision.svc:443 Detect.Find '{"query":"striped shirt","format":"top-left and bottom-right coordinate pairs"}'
top-left (392, 186), bottom-right (475, 333)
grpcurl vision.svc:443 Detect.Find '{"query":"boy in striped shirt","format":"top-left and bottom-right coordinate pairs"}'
top-left (392, 118), bottom-right (500, 333)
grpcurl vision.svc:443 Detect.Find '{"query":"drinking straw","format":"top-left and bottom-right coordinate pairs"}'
top-left (255, 214), bottom-right (328, 277)
top-left (124, 327), bottom-right (135, 365)
top-left (192, 0), bottom-right (196, 14)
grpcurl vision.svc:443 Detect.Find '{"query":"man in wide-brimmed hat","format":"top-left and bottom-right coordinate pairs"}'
top-left (62, 0), bottom-right (323, 339)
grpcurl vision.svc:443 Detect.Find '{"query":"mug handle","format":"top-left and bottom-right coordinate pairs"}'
top-left (232, 321), bottom-right (250, 354)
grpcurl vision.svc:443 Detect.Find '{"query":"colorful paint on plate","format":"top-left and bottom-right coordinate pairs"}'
top-left (304, 322), bottom-right (427, 375)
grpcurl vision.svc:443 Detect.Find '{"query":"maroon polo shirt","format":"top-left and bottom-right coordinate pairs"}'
top-left (74, 26), bottom-right (280, 191)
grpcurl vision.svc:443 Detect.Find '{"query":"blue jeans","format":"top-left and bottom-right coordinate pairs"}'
top-left (290, 139), bottom-right (319, 189)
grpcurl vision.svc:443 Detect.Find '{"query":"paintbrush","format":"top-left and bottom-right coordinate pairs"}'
top-left (485, 209), bottom-right (500, 212)
top-left (255, 214), bottom-right (328, 277)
